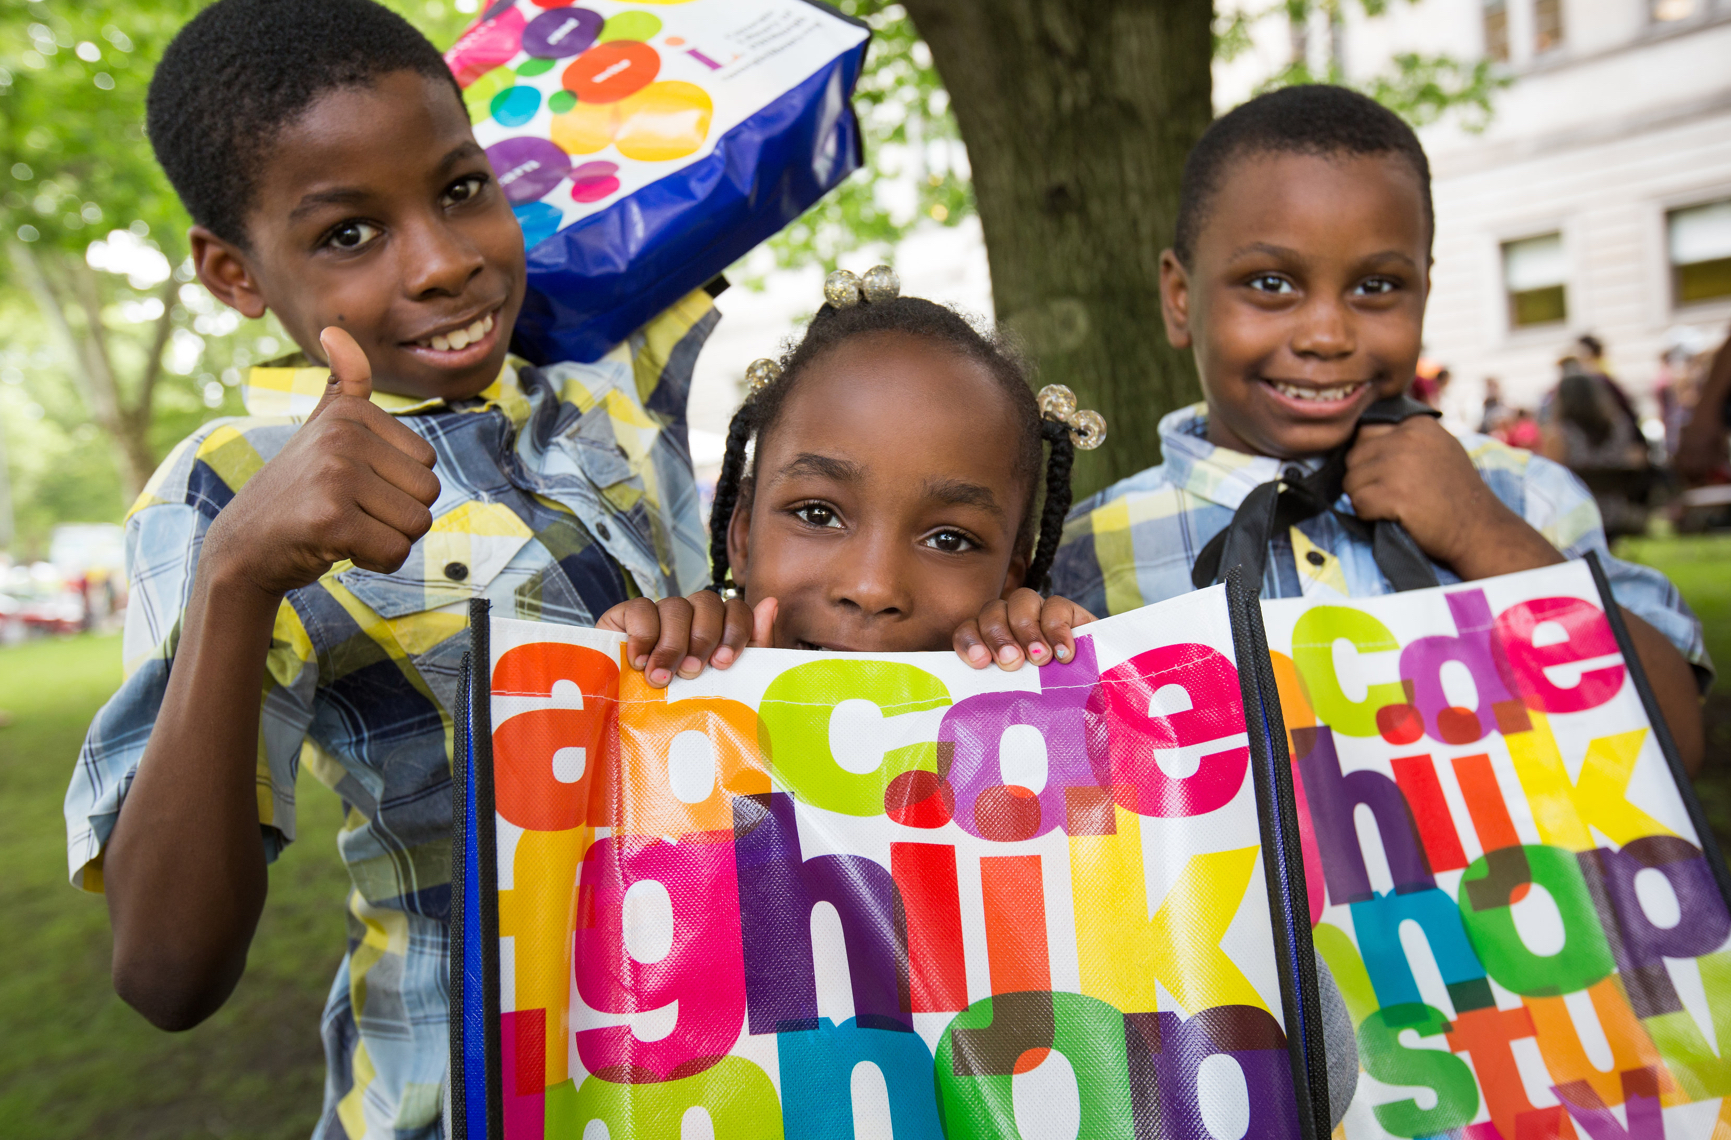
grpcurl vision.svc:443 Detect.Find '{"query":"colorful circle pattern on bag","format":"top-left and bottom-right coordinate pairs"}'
top-left (448, 0), bottom-right (715, 232)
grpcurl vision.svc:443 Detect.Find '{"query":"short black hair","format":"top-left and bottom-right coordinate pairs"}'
top-left (709, 296), bottom-right (1077, 594)
top-left (147, 0), bottom-right (462, 247)
top-left (1172, 84), bottom-right (1433, 267)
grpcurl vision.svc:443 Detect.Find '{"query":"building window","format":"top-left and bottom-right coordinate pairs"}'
top-left (1669, 199), bottom-right (1731, 306)
top-left (1484, 0), bottom-right (1509, 61)
top-left (1534, 0), bottom-right (1565, 52)
top-left (1651, 0), bottom-right (1697, 21)
top-left (1503, 233), bottom-right (1568, 328)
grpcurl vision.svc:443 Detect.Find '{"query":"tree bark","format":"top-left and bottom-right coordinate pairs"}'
top-left (900, 0), bottom-right (1214, 498)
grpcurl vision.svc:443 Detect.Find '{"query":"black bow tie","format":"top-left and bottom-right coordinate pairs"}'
top-left (1191, 395), bottom-right (1442, 595)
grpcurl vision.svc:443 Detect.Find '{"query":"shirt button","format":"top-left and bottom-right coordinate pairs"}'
top-left (596, 522), bottom-right (611, 541)
top-left (1306, 550), bottom-right (1327, 567)
top-left (444, 561), bottom-right (470, 582)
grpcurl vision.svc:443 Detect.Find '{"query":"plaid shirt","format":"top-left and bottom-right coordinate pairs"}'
top-left (64, 292), bottom-right (717, 1140)
top-left (1051, 403), bottom-right (1713, 688)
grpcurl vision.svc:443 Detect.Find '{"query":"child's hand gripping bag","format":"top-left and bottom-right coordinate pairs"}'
top-left (445, 0), bottom-right (870, 364)
top-left (450, 578), bottom-right (1345, 1140)
top-left (1258, 555), bottom-right (1731, 1140)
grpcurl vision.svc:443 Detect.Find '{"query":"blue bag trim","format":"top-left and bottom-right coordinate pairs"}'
top-left (511, 36), bottom-right (867, 365)
top-left (452, 600), bottom-right (499, 1140)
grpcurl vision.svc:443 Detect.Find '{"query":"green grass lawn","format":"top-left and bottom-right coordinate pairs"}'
top-left (0, 633), bottom-right (349, 1139)
top-left (1, 537), bottom-right (1727, 1137)
top-left (1620, 533), bottom-right (1731, 848)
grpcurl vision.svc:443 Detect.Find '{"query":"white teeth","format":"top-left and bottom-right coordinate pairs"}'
top-left (1273, 380), bottom-right (1360, 402)
top-left (416, 312), bottom-right (495, 351)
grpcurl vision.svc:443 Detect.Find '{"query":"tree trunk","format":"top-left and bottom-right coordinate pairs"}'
top-left (7, 241), bottom-right (171, 500)
top-left (900, 0), bottom-right (1214, 498)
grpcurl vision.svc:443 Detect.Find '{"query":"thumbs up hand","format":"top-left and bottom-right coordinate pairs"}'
top-left (200, 327), bottom-right (443, 600)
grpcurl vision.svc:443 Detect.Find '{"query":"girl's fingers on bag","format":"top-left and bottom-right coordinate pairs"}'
top-left (750, 597), bottom-right (778, 649)
top-left (594, 601), bottom-right (632, 633)
top-left (641, 596), bottom-right (695, 687)
top-left (680, 591), bottom-right (727, 678)
top-left (1005, 588), bottom-right (1050, 664)
top-left (973, 599), bottom-right (1025, 670)
top-left (951, 617), bottom-right (992, 669)
top-left (618, 598), bottom-right (665, 672)
top-left (1040, 596), bottom-right (1096, 665)
top-left (710, 595), bottom-right (754, 668)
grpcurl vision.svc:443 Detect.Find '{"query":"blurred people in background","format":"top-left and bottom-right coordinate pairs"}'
top-left (1676, 323), bottom-right (1731, 487)
top-left (1504, 408), bottom-right (1542, 451)
top-left (1576, 333), bottom-right (1645, 434)
top-left (1656, 346), bottom-right (1690, 458)
top-left (1480, 376), bottom-right (1507, 434)
top-left (1412, 358), bottom-right (1450, 408)
top-left (1541, 354), bottom-right (1654, 537)
top-left (1479, 375), bottom-right (1542, 451)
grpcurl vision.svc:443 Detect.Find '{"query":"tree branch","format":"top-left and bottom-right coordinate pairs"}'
top-left (66, 257), bottom-right (125, 425)
top-left (5, 240), bottom-right (115, 430)
top-left (134, 274), bottom-right (180, 424)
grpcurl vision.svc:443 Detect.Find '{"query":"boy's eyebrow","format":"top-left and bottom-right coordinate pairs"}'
top-left (922, 477), bottom-right (1001, 513)
top-left (1226, 241), bottom-right (1304, 261)
top-left (289, 186), bottom-right (371, 221)
top-left (287, 144), bottom-right (488, 221)
top-left (1226, 241), bottom-right (1421, 271)
top-left (435, 141), bottom-right (485, 174)
top-left (774, 453), bottom-right (863, 484)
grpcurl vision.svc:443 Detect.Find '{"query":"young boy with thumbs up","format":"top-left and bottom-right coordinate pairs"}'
top-left (63, 2), bottom-right (718, 1134)
top-left (1050, 84), bottom-right (1710, 772)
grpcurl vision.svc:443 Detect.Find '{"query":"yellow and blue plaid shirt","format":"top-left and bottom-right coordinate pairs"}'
top-left (1052, 403), bottom-right (1712, 687)
top-left (64, 293), bottom-right (717, 1140)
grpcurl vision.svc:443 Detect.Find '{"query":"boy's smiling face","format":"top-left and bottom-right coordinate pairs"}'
top-left (1160, 150), bottom-right (1430, 460)
top-left (192, 70), bottom-right (526, 402)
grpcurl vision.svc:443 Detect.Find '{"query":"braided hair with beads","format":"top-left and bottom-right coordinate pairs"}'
top-left (707, 267), bottom-right (1105, 597)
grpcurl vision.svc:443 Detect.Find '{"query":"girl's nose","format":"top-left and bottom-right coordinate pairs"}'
top-left (831, 532), bottom-right (911, 619)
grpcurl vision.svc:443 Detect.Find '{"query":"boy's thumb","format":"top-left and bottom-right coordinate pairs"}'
top-left (306, 326), bottom-right (373, 421)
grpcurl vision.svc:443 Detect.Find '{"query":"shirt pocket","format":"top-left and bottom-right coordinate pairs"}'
top-left (337, 500), bottom-right (534, 619)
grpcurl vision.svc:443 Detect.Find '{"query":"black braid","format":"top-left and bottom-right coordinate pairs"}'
top-left (1027, 419), bottom-right (1075, 593)
top-left (707, 400), bottom-right (758, 591)
top-left (709, 295), bottom-right (1090, 597)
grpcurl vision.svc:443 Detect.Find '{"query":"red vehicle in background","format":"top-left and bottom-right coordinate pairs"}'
top-left (0, 524), bottom-right (126, 643)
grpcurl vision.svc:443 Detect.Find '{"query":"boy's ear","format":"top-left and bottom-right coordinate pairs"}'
top-left (189, 225), bottom-right (268, 320)
top-left (725, 482), bottom-right (754, 587)
top-left (1159, 249), bottom-right (1193, 351)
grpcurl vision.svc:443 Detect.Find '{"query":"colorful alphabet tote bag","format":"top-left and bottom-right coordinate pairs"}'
top-left (1259, 555), bottom-right (1731, 1140)
top-left (450, 578), bottom-right (1337, 1139)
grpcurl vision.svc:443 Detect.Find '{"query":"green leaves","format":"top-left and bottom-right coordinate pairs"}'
top-left (757, 2), bottom-right (972, 277)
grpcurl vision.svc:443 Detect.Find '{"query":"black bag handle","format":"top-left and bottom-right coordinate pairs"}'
top-left (1192, 395), bottom-right (1442, 595)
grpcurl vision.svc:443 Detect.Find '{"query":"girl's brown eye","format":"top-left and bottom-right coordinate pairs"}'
top-left (923, 529), bottom-right (975, 553)
top-left (795, 504), bottom-right (840, 528)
